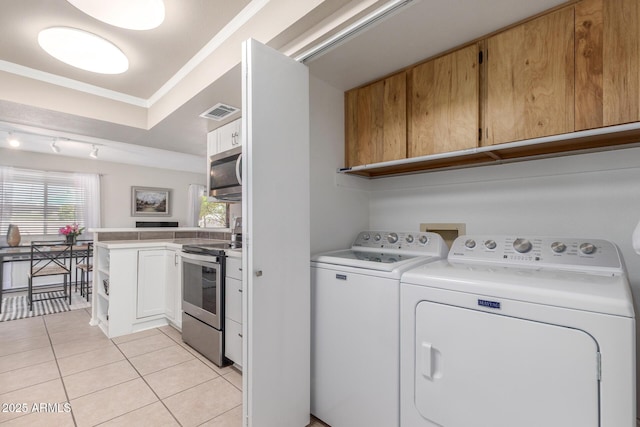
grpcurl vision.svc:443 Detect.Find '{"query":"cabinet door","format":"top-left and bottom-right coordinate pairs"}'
top-left (137, 249), bottom-right (166, 318)
top-left (225, 318), bottom-right (243, 367)
top-left (242, 38), bottom-right (310, 427)
top-left (165, 249), bottom-right (180, 322)
top-left (225, 277), bottom-right (242, 323)
top-left (207, 129), bottom-right (218, 157)
top-left (575, 0), bottom-right (640, 130)
top-left (484, 7), bottom-right (574, 145)
top-left (226, 256), bottom-right (242, 281)
top-left (218, 119), bottom-right (242, 153)
top-left (409, 44), bottom-right (480, 157)
top-left (345, 72), bottom-right (406, 167)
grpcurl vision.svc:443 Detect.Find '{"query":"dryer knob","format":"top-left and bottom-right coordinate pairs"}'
top-left (418, 235), bottom-right (429, 244)
top-left (387, 233), bottom-right (398, 244)
top-left (374, 233), bottom-right (382, 241)
top-left (513, 238), bottom-right (532, 253)
top-left (464, 239), bottom-right (476, 249)
top-left (362, 233), bottom-right (370, 241)
top-left (484, 239), bottom-right (497, 250)
top-left (580, 242), bottom-right (597, 255)
top-left (551, 241), bottom-right (567, 253)
top-left (406, 235), bottom-right (414, 243)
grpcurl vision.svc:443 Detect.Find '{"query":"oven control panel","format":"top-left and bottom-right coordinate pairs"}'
top-left (352, 230), bottom-right (446, 254)
top-left (448, 235), bottom-right (622, 273)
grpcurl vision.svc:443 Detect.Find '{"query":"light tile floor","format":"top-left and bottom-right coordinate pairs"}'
top-left (0, 308), bottom-right (326, 426)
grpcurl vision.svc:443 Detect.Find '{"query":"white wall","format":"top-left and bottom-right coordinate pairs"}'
top-left (0, 147), bottom-right (206, 229)
top-left (309, 75), bottom-right (369, 254)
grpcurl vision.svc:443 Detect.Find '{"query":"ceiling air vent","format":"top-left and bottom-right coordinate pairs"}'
top-left (199, 103), bottom-right (240, 121)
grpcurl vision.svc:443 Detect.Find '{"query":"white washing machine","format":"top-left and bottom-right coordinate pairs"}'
top-left (400, 235), bottom-right (636, 427)
top-left (311, 231), bottom-right (448, 427)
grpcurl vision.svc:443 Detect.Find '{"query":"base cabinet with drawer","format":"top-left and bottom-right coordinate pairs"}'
top-left (225, 256), bottom-right (243, 368)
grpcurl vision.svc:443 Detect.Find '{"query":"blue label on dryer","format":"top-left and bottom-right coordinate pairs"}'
top-left (478, 299), bottom-right (501, 309)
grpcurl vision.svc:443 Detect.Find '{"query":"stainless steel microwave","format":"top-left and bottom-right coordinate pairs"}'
top-left (209, 146), bottom-right (242, 201)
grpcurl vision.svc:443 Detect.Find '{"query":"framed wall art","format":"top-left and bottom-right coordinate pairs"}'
top-left (131, 186), bottom-right (171, 216)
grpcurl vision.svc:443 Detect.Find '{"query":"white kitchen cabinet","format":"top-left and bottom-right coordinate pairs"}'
top-left (165, 249), bottom-right (182, 327)
top-left (92, 246), bottom-right (140, 337)
top-left (91, 243), bottom-right (183, 338)
top-left (217, 119), bottom-right (242, 153)
top-left (225, 278), bottom-right (242, 323)
top-left (137, 249), bottom-right (167, 318)
top-left (225, 256), bottom-right (243, 367)
top-left (225, 318), bottom-right (242, 366)
top-left (207, 129), bottom-right (218, 157)
top-left (242, 39), bottom-right (310, 427)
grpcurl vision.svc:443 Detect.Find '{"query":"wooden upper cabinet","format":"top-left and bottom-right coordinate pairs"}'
top-left (408, 44), bottom-right (480, 157)
top-left (344, 72), bottom-right (406, 167)
top-left (483, 7), bottom-right (575, 146)
top-left (576, 0), bottom-right (640, 130)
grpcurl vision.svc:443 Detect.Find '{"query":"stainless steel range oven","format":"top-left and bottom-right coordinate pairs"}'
top-left (181, 242), bottom-right (239, 367)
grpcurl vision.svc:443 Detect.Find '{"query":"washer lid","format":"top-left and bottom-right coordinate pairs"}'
top-left (312, 249), bottom-right (437, 272)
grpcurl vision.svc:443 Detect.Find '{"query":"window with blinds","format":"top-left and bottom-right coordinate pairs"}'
top-left (0, 168), bottom-right (90, 236)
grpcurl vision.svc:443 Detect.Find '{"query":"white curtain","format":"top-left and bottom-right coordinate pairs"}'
top-left (187, 184), bottom-right (205, 227)
top-left (0, 167), bottom-right (15, 228)
top-left (75, 173), bottom-right (101, 235)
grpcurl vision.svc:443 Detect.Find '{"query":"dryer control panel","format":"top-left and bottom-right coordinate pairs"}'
top-left (448, 235), bottom-right (623, 274)
top-left (352, 231), bottom-right (446, 255)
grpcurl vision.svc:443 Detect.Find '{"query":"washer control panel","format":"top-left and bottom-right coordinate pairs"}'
top-left (449, 235), bottom-right (622, 273)
top-left (352, 231), bottom-right (445, 254)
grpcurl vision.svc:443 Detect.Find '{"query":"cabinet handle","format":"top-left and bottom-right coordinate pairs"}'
top-left (238, 289), bottom-right (242, 293)
top-left (238, 333), bottom-right (243, 338)
top-left (255, 270), bottom-right (263, 277)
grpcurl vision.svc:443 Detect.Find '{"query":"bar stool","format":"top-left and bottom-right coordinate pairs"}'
top-left (75, 242), bottom-right (93, 301)
top-left (28, 241), bottom-right (72, 309)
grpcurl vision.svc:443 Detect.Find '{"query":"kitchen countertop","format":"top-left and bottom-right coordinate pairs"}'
top-left (226, 249), bottom-right (242, 258)
top-left (90, 227), bottom-right (231, 233)
top-left (96, 238), bottom-right (243, 255)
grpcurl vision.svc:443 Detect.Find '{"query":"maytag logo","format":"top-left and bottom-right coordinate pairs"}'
top-left (478, 299), bottom-right (501, 309)
top-left (336, 274), bottom-right (347, 280)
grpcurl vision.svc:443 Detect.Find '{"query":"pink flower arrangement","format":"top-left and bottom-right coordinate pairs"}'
top-left (59, 223), bottom-right (84, 237)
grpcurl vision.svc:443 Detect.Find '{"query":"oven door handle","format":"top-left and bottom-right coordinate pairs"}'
top-left (181, 251), bottom-right (221, 266)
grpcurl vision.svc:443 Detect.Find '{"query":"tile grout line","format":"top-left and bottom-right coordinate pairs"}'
top-left (156, 325), bottom-right (243, 389)
top-left (141, 327), bottom-right (244, 422)
top-left (42, 313), bottom-right (79, 427)
top-left (110, 336), bottom-right (184, 427)
top-left (195, 404), bottom-right (242, 427)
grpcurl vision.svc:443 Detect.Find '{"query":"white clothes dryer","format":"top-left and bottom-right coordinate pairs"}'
top-left (400, 235), bottom-right (636, 427)
top-left (311, 231), bottom-right (448, 427)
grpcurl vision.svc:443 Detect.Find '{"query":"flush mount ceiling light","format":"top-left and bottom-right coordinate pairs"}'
top-left (38, 27), bottom-right (129, 74)
top-left (66, 0), bottom-right (165, 30)
top-left (89, 145), bottom-right (99, 159)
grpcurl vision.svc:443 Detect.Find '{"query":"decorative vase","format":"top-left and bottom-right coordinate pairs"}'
top-left (65, 234), bottom-right (77, 245)
top-left (6, 224), bottom-right (21, 247)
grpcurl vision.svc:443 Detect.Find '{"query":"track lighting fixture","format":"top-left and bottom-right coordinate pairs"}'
top-left (50, 138), bottom-right (61, 153)
top-left (2, 129), bottom-right (104, 157)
